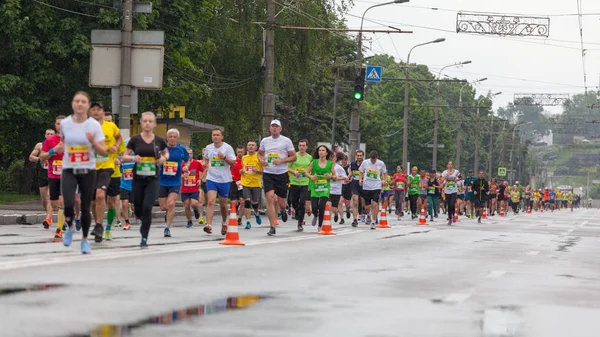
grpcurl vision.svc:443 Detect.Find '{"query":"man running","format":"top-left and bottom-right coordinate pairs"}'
top-left (203, 128), bottom-right (236, 235)
top-left (230, 145), bottom-right (245, 226)
top-left (159, 128), bottom-right (189, 237)
top-left (471, 170), bottom-right (489, 223)
top-left (40, 116), bottom-right (66, 238)
top-left (104, 112), bottom-right (126, 228)
top-left (29, 129), bottom-right (55, 229)
top-left (358, 151), bottom-right (387, 230)
top-left (464, 170), bottom-right (476, 218)
top-left (350, 150), bottom-right (365, 227)
top-left (241, 141), bottom-right (264, 229)
top-left (288, 139), bottom-right (312, 231)
top-left (120, 141), bottom-right (135, 230)
top-left (88, 102), bottom-right (122, 242)
top-left (258, 119), bottom-right (296, 236)
top-left (180, 148), bottom-right (203, 228)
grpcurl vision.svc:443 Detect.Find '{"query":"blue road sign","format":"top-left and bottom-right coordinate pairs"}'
top-left (365, 65), bottom-right (382, 82)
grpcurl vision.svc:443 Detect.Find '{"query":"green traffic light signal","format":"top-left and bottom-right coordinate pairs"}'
top-left (354, 91), bottom-right (363, 100)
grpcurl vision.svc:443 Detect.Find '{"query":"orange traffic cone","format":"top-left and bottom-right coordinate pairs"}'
top-left (220, 203), bottom-right (245, 246)
top-left (499, 204), bottom-right (505, 217)
top-left (527, 205), bottom-right (532, 214)
top-left (377, 203), bottom-right (391, 229)
top-left (482, 207), bottom-right (488, 219)
top-left (317, 203), bottom-right (336, 235)
top-left (417, 206), bottom-right (428, 226)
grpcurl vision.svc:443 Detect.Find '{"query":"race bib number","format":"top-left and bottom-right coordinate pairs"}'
top-left (447, 181), bottom-right (456, 189)
top-left (136, 157), bottom-right (156, 176)
top-left (236, 180), bottom-right (243, 191)
top-left (123, 168), bottom-right (133, 181)
top-left (297, 168), bottom-right (306, 178)
top-left (183, 175), bottom-right (197, 187)
top-left (396, 182), bottom-right (404, 189)
top-left (467, 186), bottom-right (472, 192)
top-left (428, 186), bottom-right (435, 194)
top-left (69, 146), bottom-right (90, 166)
top-left (94, 150), bottom-right (109, 163)
top-left (366, 169), bottom-right (379, 180)
top-left (315, 179), bottom-right (328, 192)
top-left (245, 165), bottom-right (256, 174)
top-left (163, 161), bottom-right (178, 176)
top-left (267, 153), bottom-right (280, 164)
top-left (52, 160), bottom-right (63, 176)
top-left (352, 170), bottom-right (360, 180)
top-left (210, 156), bottom-right (225, 168)
top-left (42, 160), bottom-right (49, 170)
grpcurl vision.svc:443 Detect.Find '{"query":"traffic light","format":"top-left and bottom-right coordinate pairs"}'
top-left (353, 68), bottom-right (366, 101)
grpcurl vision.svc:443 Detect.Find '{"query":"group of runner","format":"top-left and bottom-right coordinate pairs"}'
top-left (29, 94), bottom-right (585, 254)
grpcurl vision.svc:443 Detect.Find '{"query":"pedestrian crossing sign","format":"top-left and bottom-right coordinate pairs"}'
top-left (365, 65), bottom-right (382, 82)
top-left (498, 167), bottom-right (507, 176)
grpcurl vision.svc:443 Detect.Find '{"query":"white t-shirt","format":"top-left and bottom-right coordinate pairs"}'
top-left (259, 135), bottom-right (294, 175)
top-left (442, 169), bottom-right (460, 194)
top-left (204, 142), bottom-right (236, 183)
top-left (60, 116), bottom-right (104, 170)
top-left (330, 164), bottom-right (347, 195)
top-left (359, 159), bottom-right (387, 191)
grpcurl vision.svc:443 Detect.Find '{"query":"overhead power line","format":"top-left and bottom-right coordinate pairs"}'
top-left (33, 0), bottom-right (102, 18)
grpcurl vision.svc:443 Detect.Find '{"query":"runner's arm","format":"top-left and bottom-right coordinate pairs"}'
top-left (29, 143), bottom-right (42, 162)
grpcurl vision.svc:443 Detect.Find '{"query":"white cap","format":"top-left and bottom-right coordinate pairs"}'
top-left (270, 119), bottom-right (282, 127)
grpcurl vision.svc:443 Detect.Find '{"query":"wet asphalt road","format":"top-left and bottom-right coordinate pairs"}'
top-left (0, 208), bottom-right (599, 337)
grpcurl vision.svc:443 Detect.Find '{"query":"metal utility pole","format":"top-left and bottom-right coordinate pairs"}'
top-left (456, 78), bottom-right (486, 170)
top-left (331, 69), bottom-right (339, 149)
top-left (402, 38), bottom-right (445, 168)
top-left (434, 61), bottom-right (471, 170)
top-left (488, 114), bottom-right (494, 179)
top-left (119, 0), bottom-right (133, 140)
top-left (263, 0), bottom-right (276, 137)
top-left (474, 92), bottom-right (501, 173)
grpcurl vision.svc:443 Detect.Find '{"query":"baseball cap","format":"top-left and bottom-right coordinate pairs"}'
top-left (270, 119), bottom-right (281, 127)
top-left (90, 102), bottom-right (104, 109)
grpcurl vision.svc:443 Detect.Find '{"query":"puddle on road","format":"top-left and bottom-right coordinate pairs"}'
top-left (556, 236), bottom-right (580, 252)
top-left (480, 305), bottom-right (522, 337)
top-left (380, 230), bottom-right (430, 239)
top-left (69, 295), bottom-right (272, 337)
top-left (0, 284), bottom-right (65, 296)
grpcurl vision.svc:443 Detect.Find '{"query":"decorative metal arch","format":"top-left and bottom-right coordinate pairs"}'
top-left (456, 13), bottom-right (550, 37)
top-left (513, 93), bottom-right (570, 106)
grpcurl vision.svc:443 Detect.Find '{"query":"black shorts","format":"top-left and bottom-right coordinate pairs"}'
top-left (351, 184), bottom-right (363, 196)
top-left (498, 194), bottom-right (505, 201)
top-left (49, 178), bottom-right (61, 201)
top-left (363, 189), bottom-right (380, 205)
top-left (263, 173), bottom-right (289, 199)
top-left (488, 193), bottom-right (496, 200)
top-left (38, 169), bottom-right (49, 188)
top-left (458, 194), bottom-right (465, 200)
top-left (330, 194), bottom-right (341, 207)
top-left (159, 185), bottom-right (180, 198)
top-left (342, 184), bottom-right (352, 200)
top-left (92, 169), bottom-right (114, 200)
top-left (200, 182), bottom-right (207, 194)
top-left (229, 181), bottom-right (243, 200)
top-left (120, 188), bottom-right (133, 203)
top-left (107, 177), bottom-right (120, 197)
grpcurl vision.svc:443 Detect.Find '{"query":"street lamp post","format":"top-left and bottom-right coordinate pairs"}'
top-left (402, 37), bottom-right (446, 169)
top-left (349, 0), bottom-right (409, 161)
top-left (474, 91), bottom-right (501, 173)
top-left (509, 121), bottom-right (532, 182)
top-left (456, 77), bottom-right (487, 170)
top-left (433, 60), bottom-right (471, 170)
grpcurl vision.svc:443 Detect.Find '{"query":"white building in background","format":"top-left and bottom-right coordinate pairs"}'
top-left (539, 130), bottom-right (553, 146)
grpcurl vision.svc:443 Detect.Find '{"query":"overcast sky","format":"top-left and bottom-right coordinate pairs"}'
top-left (342, 0), bottom-right (600, 112)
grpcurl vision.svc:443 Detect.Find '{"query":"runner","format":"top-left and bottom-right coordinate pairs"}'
top-left (407, 167), bottom-right (420, 219)
top-left (464, 170), bottom-right (476, 218)
top-left (203, 128), bottom-right (236, 235)
top-left (88, 102), bottom-right (122, 243)
top-left (391, 166), bottom-right (407, 220)
top-left (457, 175), bottom-right (466, 216)
top-left (358, 151), bottom-right (387, 230)
top-left (418, 169), bottom-right (429, 216)
top-left (350, 150), bottom-right (366, 226)
top-left (258, 119), bottom-right (296, 236)
top-left (29, 129), bottom-right (54, 229)
top-left (306, 145), bottom-right (336, 231)
top-left (230, 145), bottom-right (245, 226)
top-left (533, 188), bottom-right (542, 211)
top-left (498, 180), bottom-right (507, 214)
top-left (119, 140), bottom-right (135, 230)
top-left (381, 174), bottom-right (392, 215)
top-left (241, 141), bottom-right (264, 229)
top-left (198, 147), bottom-right (208, 224)
top-left (122, 112), bottom-right (169, 248)
top-left (330, 152), bottom-right (347, 224)
top-left (59, 91), bottom-right (106, 254)
top-left (159, 128), bottom-right (189, 237)
top-left (339, 154), bottom-right (352, 223)
top-left (488, 178), bottom-right (498, 215)
top-left (427, 169), bottom-right (441, 222)
top-left (181, 148), bottom-right (203, 229)
top-left (523, 186), bottom-right (533, 212)
top-left (104, 111), bottom-right (126, 228)
top-left (441, 161), bottom-right (460, 225)
top-left (288, 139), bottom-right (312, 231)
top-left (510, 185), bottom-right (521, 214)
top-left (471, 170), bottom-right (489, 223)
top-left (549, 189), bottom-right (557, 211)
top-left (40, 116), bottom-right (66, 238)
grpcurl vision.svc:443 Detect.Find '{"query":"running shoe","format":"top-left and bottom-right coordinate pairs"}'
top-left (186, 220), bottom-right (193, 229)
top-left (297, 223), bottom-right (303, 232)
top-left (198, 217), bottom-right (205, 225)
top-left (346, 209), bottom-right (351, 219)
top-left (54, 229), bottom-right (62, 239)
top-left (280, 210), bottom-right (288, 222)
top-left (140, 238), bottom-right (148, 249)
top-left (334, 214), bottom-right (339, 223)
top-left (203, 225), bottom-right (212, 234)
top-left (92, 224), bottom-right (103, 243)
top-left (164, 227), bottom-right (171, 237)
top-left (115, 220), bottom-right (122, 228)
top-left (351, 219), bottom-right (358, 227)
top-left (370, 223), bottom-right (376, 230)
top-left (43, 219), bottom-right (50, 229)
top-left (63, 228), bottom-right (74, 247)
top-left (245, 221), bottom-right (251, 229)
top-left (312, 216), bottom-right (318, 226)
top-left (81, 240), bottom-right (91, 254)
top-left (339, 218), bottom-right (345, 225)
top-left (221, 224), bottom-right (227, 235)
top-left (123, 223), bottom-right (131, 230)
top-left (255, 214), bottom-right (262, 225)
top-left (75, 219), bottom-right (81, 231)
top-left (104, 229), bottom-right (112, 241)
top-left (267, 227), bottom-right (276, 236)
top-left (193, 208), bottom-right (200, 219)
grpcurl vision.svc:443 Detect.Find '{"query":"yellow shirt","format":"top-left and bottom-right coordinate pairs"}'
top-left (241, 153), bottom-right (263, 188)
top-left (111, 140), bottom-right (127, 178)
top-left (96, 121), bottom-right (120, 170)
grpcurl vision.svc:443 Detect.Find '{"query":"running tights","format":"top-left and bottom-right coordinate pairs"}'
top-left (289, 185), bottom-right (308, 223)
top-left (409, 194), bottom-right (419, 215)
top-left (133, 177), bottom-right (160, 239)
top-left (311, 197), bottom-right (329, 226)
top-left (62, 169), bottom-right (96, 237)
top-left (446, 193), bottom-right (458, 220)
top-left (394, 190), bottom-right (405, 215)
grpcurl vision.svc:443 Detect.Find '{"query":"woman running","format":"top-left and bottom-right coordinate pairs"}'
top-left (488, 178), bottom-right (498, 215)
top-left (60, 91), bottom-right (106, 254)
top-left (427, 169), bottom-right (441, 221)
top-left (329, 152), bottom-right (347, 225)
top-left (441, 161), bottom-right (460, 225)
top-left (306, 145), bottom-right (336, 231)
top-left (122, 112), bottom-right (169, 248)
top-left (391, 166), bottom-right (407, 219)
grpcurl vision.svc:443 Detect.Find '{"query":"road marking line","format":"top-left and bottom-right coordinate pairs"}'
top-left (526, 251), bottom-right (540, 256)
top-left (442, 293), bottom-right (472, 304)
top-left (509, 259), bottom-right (523, 264)
top-left (486, 270), bottom-right (506, 279)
